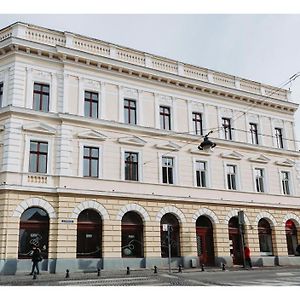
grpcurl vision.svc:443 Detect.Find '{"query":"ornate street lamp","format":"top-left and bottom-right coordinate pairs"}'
top-left (198, 131), bottom-right (216, 151)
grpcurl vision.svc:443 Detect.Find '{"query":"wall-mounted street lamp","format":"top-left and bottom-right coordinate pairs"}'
top-left (198, 131), bottom-right (216, 151)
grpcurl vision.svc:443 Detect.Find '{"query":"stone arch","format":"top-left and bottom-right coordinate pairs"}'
top-left (156, 206), bottom-right (186, 223)
top-left (282, 213), bottom-right (300, 227)
top-left (192, 208), bottom-right (219, 224)
top-left (71, 200), bottom-right (109, 220)
top-left (255, 211), bottom-right (277, 226)
top-left (116, 203), bottom-right (150, 221)
top-left (12, 197), bottom-right (57, 219)
top-left (224, 209), bottom-right (250, 225)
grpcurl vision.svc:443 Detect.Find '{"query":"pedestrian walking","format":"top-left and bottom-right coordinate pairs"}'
top-left (244, 245), bottom-right (252, 269)
top-left (29, 246), bottom-right (42, 275)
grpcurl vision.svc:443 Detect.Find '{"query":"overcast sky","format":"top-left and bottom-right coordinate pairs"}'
top-left (1, 14), bottom-right (300, 146)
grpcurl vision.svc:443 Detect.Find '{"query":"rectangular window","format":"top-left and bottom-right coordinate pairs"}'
top-left (124, 99), bottom-right (137, 125)
top-left (249, 123), bottom-right (259, 145)
top-left (0, 82), bottom-right (3, 107)
top-left (162, 156), bottom-right (174, 184)
top-left (29, 141), bottom-right (48, 173)
top-left (124, 151), bottom-right (139, 181)
top-left (83, 146), bottom-right (99, 177)
top-left (192, 112), bottom-right (203, 135)
top-left (255, 168), bottom-right (265, 192)
top-left (226, 164), bottom-right (237, 190)
top-left (275, 128), bottom-right (283, 148)
top-left (84, 91), bottom-right (99, 118)
top-left (281, 171), bottom-right (291, 195)
top-left (160, 106), bottom-right (171, 130)
top-left (222, 118), bottom-right (232, 140)
top-left (33, 83), bottom-right (50, 112)
top-left (195, 161), bottom-right (207, 187)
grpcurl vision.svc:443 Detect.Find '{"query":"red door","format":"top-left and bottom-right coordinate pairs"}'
top-left (196, 227), bottom-right (215, 266)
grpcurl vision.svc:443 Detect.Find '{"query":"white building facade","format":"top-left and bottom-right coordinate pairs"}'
top-left (0, 22), bottom-right (299, 274)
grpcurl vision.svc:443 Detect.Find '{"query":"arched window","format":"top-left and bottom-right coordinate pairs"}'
top-left (258, 218), bottom-right (273, 255)
top-left (77, 209), bottom-right (102, 258)
top-left (121, 211), bottom-right (144, 258)
top-left (196, 216), bottom-right (215, 266)
top-left (18, 207), bottom-right (49, 259)
top-left (228, 216), bottom-right (243, 265)
top-left (160, 213), bottom-right (180, 257)
top-left (285, 220), bottom-right (298, 255)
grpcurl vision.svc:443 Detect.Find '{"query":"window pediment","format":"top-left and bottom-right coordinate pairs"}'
top-left (118, 136), bottom-right (146, 147)
top-left (155, 141), bottom-right (181, 151)
top-left (189, 148), bottom-right (211, 156)
top-left (248, 154), bottom-right (270, 164)
top-left (77, 130), bottom-right (107, 141)
top-left (275, 159), bottom-right (295, 167)
top-left (22, 123), bottom-right (56, 135)
top-left (220, 151), bottom-right (243, 160)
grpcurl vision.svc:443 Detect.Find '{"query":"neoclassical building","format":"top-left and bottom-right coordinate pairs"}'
top-left (0, 22), bottom-right (299, 274)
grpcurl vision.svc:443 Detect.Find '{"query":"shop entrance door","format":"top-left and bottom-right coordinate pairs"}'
top-left (229, 228), bottom-right (243, 265)
top-left (196, 227), bottom-right (215, 266)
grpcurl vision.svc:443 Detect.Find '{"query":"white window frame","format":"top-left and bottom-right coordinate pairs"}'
top-left (252, 166), bottom-right (268, 193)
top-left (123, 98), bottom-right (138, 126)
top-left (223, 162), bottom-right (240, 191)
top-left (78, 141), bottom-right (103, 179)
top-left (193, 158), bottom-right (210, 188)
top-left (159, 153), bottom-right (178, 185)
top-left (279, 169), bottom-right (293, 195)
top-left (82, 89), bottom-right (101, 119)
top-left (155, 94), bottom-right (175, 131)
top-left (0, 68), bottom-right (8, 108)
top-left (120, 147), bottom-right (143, 182)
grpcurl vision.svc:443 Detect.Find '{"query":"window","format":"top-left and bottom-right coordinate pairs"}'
top-left (258, 218), bottom-right (273, 255)
top-left (281, 171), bottom-right (291, 195)
top-left (0, 82), bottom-right (3, 107)
top-left (285, 220), bottom-right (298, 256)
top-left (222, 118), bottom-right (232, 140)
top-left (249, 123), bottom-right (259, 145)
top-left (125, 152), bottom-right (139, 181)
top-left (275, 127), bottom-right (283, 148)
top-left (192, 112), bottom-right (203, 135)
top-left (226, 164), bottom-right (237, 190)
top-left (83, 146), bottom-right (99, 177)
top-left (124, 99), bottom-right (137, 125)
top-left (195, 161), bottom-right (207, 187)
top-left (254, 168), bottom-right (265, 193)
top-left (33, 83), bottom-right (50, 112)
top-left (84, 91), bottom-right (99, 118)
top-left (29, 141), bottom-right (48, 173)
top-left (162, 156), bottom-right (174, 184)
top-left (160, 106), bottom-right (171, 130)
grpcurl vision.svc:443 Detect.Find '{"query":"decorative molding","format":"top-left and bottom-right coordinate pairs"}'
top-left (275, 159), bottom-right (295, 167)
top-left (192, 208), bottom-right (219, 224)
top-left (77, 129), bottom-right (107, 141)
top-left (189, 148), bottom-right (212, 156)
top-left (155, 141), bottom-right (181, 151)
top-left (248, 154), bottom-right (271, 164)
top-left (116, 203), bottom-right (150, 221)
top-left (156, 206), bottom-right (186, 223)
top-left (71, 200), bottom-right (109, 220)
top-left (118, 136), bottom-right (147, 147)
top-left (22, 122), bottom-right (56, 135)
top-left (224, 209), bottom-right (250, 225)
top-left (282, 213), bottom-right (300, 226)
top-left (220, 150), bottom-right (243, 160)
top-left (255, 211), bottom-right (277, 226)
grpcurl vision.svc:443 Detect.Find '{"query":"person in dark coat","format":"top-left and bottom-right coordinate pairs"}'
top-left (29, 246), bottom-right (41, 275)
top-left (296, 244), bottom-right (300, 256)
top-left (244, 245), bottom-right (252, 268)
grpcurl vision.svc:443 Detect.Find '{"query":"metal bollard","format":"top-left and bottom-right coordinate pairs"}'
top-left (32, 271), bottom-right (37, 280)
top-left (222, 263), bottom-right (226, 271)
top-left (97, 268), bottom-right (101, 276)
top-left (178, 265), bottom-right (182, 273)
top-left (201, 264), bottom-right (205, 272)
top-left (154, 266), bottom-right (158, 274)
top-left (65, 269), bottom-right (70, 278)
top-left (126, 266), bottom-right (130, 275)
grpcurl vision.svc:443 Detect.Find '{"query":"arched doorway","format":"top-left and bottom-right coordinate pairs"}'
top-left (77, 209), bottom-right (102, 258)
top-left (285, 219), bottom-right (298, 255)
top-left (160, 213), bottom-right (180, 257)
top-left (228, 216), bottom-right (243, 265)
top-left (18, 207), bottom-right (49, 259)
top-left (121, 211), bottom-right (144, 257)
top-left (258, 218), bottom-right (273, 255)
top-left (196, 216), bottom-right (215, 266)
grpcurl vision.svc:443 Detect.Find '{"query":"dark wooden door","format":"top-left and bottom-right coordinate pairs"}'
top-left (229, 228), bottom-right (243, 265)
top-left (196, 227), bottom-right (215, 266)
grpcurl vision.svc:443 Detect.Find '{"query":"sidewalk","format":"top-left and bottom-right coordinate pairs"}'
top-left (0, 265), bottom-right (298, 285)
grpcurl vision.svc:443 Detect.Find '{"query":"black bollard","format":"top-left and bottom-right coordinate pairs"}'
top-left (222, 263), bottom-right (226, 271)
top-left (65, 269), bottom-right (70, 278)
top-left (32, 271), bottom-right (37, 280)
top-left (126, 266), bottom-right (130, 275)
top-left (97, 268), bottom-right (101, 276)
top-left (178, 265), bottom-right (182, 273)
top-left (154, 266), bottom-right (158, 274)
top-left (201, 264), bottom-right (205, 272)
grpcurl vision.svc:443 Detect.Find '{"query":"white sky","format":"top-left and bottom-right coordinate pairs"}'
top-left (1, 5), bottom-right (300, 149)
